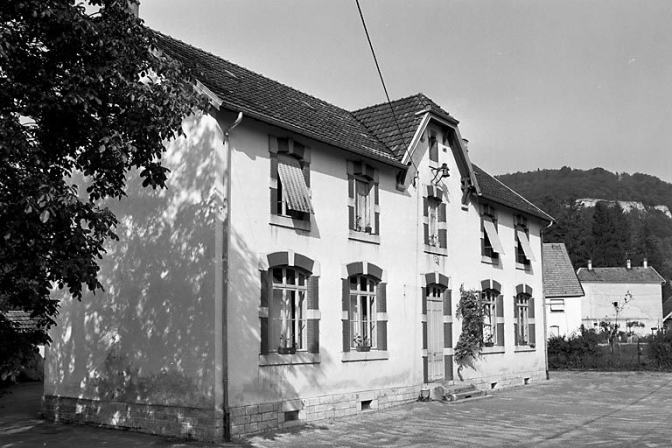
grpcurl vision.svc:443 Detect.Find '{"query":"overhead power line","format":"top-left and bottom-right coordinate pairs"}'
top-left (354, 0), bottom-right (411, 156)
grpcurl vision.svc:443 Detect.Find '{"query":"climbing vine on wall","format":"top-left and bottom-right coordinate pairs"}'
top-left (454, 286), bottom-right (484, 381)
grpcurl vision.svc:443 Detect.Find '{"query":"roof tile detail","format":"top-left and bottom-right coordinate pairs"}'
top-left (576, 266), bottom-right (665, 283)
top-left (473, 165), bottom-right (553, 221)
top-left (542, 243), bottom-right (584, 298)
top-left (153, 31), bottom-right (398, 165)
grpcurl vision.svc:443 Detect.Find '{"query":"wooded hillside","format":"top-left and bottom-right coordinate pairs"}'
top-left (497, 167), bottom-right (672, 299)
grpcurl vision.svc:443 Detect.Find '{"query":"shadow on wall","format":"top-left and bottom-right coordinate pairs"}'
top-left (49, 113), bottom-right (222, 408)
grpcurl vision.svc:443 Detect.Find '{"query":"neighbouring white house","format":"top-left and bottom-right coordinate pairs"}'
top-left (43, 30), bottom-right (553, 442)
top-left (542, 243), bottom-right (584, 338)
top-left (576, 259), bottom-right (665, 336)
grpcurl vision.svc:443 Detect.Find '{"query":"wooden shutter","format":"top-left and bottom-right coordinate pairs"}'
top-left (260, 271), bottom-right (270, 354)
top-left (307, 276), bottom-right (320, 354)
top-left (438, 229), bottom-right (447, 249)
top-left (270, 156), bottom-right (279, 215)
top-left (513, 296), bottom-right (519, 346)
top-left (373, 183), bottom-right (380, 235)
top-left (342, 278), bottom-right (351, 352)
top-left (528, 296), bottom-right (535, 347)
top-left (438, 202), bottom-right (447, 222)
top-left (443, 289), bottom-right (452, 316)
top-left (348, 177), bottom-right (355, 230)
top-left (421, 287), bottom-right (427, 315)
top-left (444, 289), bottom-right (452, 348)
top-left (377, 282), bottom-right (387, 350)
top-left (496, 294), bottom-right (505, 346)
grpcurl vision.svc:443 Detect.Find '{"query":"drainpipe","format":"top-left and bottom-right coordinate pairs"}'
top-left (540, 220), bottom-right (554, 381)
top-left (216, 111), bottom-right (243, 441)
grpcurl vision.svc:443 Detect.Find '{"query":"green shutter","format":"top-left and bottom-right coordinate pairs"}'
top-left (377, 282), bottom-right (387, 350)
top-left (438, 202), bottom-right (447, 222)
top-left (307, 276), bottom-right (320, 354)
top-left (438, 229), bottom-right (447, 249)
top-left (260, 271), bottom-right (270, 355)
top-left (443, 289), bottom-right (452, 316)
top-left (374, 211), bottom-right (380, 235)
top-left (423, 223), bottom-right (429, 245)
top-left (529, 323), bottom-right (536, 346)
top-left (342, 278), bottom-right (351, 352)
top-left (421, 287), bottom-right (427, 315)
top-left (422, 321), bottom-right (427, 350)
top-left (497, 323), bottom-right (505, 347)
top-left (423, 197), bottom-right (428, 217)
top-left (348, 206), bottom-right (355, 230)
top-left (444, 322), bottom-right (453, 348)
top-left (528, 297), bottom-right (535, 318)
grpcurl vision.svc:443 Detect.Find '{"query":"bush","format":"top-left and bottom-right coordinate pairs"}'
top-left (643, 332), bottom-right (672, 369)
top-left (548, 326), bottom-right (602, 369)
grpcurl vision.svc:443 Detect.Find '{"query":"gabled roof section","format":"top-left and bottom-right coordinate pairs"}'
top-left (542, 243), bottom-right (584, 298)
top-left (152, 31), bottom-right (402, 167)
top-left (352, 93), bottom-right (457, 158)
top-left (473, 165), bottom-right (553, 222)
top-left (576, 266), bottom-right (666, 284)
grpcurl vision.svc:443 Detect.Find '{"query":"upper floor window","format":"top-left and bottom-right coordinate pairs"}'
top-left (515, 214), bottom-right (535, 266)
top-left (269, 137), bottom-right (313, 229)
top-left (423, 185), bottom-right (447, 252)
top-left (481, 204), bottom-right (504, 261)
top-left (348, 161), bottom-right (380, 240)
top-left (428, 130), bottom-right (439, 163)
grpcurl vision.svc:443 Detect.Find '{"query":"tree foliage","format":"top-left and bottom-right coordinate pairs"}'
top-left (454, 286), bottom-right (483, 380)
top-left (497, 167), bottom-right (672, 298)
top-left (0, 0), bottom-right (207, 342)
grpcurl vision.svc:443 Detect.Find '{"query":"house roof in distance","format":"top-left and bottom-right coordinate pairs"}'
top-left (576, 266), bottom-right (666, 284)
top-left (542, 243), bottom-right (585, 298)
top-left (153, 30), bottom-right (551, 221)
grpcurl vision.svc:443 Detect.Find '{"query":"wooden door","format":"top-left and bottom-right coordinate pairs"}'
top-left (426, 298), bottom-right (445, 382)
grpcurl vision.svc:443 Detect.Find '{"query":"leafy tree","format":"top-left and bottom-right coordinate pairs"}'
top-left (0, 0), bottom-right (207, 344)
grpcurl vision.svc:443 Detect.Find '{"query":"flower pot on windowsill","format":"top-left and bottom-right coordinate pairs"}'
top-left (529, 343), bottom-right (536, 349)
top-left (356, 345), bottom-right (371, 352)
top-left (484, 341), bottom-right (494, 347)
top-left (277, 346), bottom-right (296, 355)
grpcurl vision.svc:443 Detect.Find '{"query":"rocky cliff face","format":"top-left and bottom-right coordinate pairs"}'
top-left (576, 198), bottom-right (672, 218)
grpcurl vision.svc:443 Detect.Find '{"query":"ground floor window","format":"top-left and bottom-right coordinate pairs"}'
top-left (516, 293), bottom-right (530, 345)
top-left (270, 267), bottom-right (308, 352)
top-left (349, 275), bottom-right (377, 349)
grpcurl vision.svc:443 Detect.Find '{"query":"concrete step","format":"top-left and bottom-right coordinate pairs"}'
top-left (444, 384), bottom-right (490, 403)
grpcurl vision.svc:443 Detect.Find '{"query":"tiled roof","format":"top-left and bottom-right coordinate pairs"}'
top-left (352, 93), bottom-right (456, 158)
top-left (542, 243), bottom-right (584, 298)
top-left (576, 266), bottom-right (666, 283)
top-left (3, 310), bottom-right (41, 332)
top-left (153, 31), bottom-right (552, 222)
top-left (663, 297), bottom-right (672, 320)
top-left (472, 165), bottom-right (553, 222)
top-left (152, 32), bottom-right (401, 167)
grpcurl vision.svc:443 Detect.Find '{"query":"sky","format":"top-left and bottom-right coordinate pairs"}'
top-left (140, 0), bottom-right (672, 183)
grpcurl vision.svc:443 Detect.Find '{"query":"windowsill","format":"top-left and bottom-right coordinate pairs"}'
top-left (515, 262), bottom-right (531, 271)
top-left (481, 255), bottom-right (499, 265)
top-left (424, 245), bottom-right (448, 256)
top-left (270, 214), bottom-right (311, 232)
top-left (481, 345), bottom-right (505, 355)
top-left (260, 352), bottom-right (320, 366)
top-left (342, 350), bottom-right (389, 362)
top-left (514, 345), bottom-right (536, 353)
top-left (348, 230), bottom-right (380, 245)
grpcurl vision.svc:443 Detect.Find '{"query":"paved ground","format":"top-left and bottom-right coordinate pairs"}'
top-left (2, 371), bottom-right (672, 447)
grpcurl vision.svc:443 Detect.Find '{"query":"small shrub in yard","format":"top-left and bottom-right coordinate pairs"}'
top-left (643, 332), bottom-right (672, 369)
top-left (548, 326), bottom-right (602, 369)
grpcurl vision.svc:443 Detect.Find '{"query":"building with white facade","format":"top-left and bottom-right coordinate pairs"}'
top-left (43, 31), bottom-right (553, 442)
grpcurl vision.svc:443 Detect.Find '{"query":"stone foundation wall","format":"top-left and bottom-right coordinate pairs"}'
top-left (42, 395), bottom-right (223, 442)
top-left (229, 385), bottom-right (422, 437)
top-left (467, 369), bottom-right (548, 391)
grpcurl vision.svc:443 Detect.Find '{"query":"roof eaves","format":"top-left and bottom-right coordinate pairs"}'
top-left (218, 102), bottom-right (407, 169)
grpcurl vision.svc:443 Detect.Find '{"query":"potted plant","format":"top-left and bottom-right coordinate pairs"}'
top-left (353, 334), bottom-right (371, 352)
top-left (278, 336), bottom-right (296, 355)
top-left (484, 336), bottom-right (494, 347)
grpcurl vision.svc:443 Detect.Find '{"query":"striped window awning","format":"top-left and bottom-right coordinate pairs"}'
top-left (516, 229), bottom-right (536, 262)
top-left (483, 217), bottom-right (505, 254)
top-left (277, 154), bottom-right (314, 214)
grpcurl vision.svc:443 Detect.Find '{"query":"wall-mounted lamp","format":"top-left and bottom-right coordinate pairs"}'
top-left (430, 163), bottom-right (450, 183)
